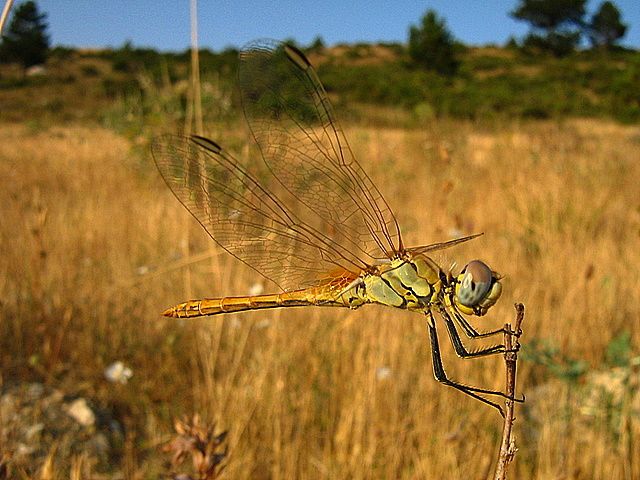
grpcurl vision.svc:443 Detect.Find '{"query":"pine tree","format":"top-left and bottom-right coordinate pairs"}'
top-left (511, 0), bottom-right (586, 56)
top-left (408, 10), bottom-right (459, 76)
top-left (0, 1), bottom-right (50, 69)
top-left (588, 1), bottom-right (627, 49)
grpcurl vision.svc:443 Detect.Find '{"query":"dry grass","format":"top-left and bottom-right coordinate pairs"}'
top-left (1, 117), bottom-right (639, 478)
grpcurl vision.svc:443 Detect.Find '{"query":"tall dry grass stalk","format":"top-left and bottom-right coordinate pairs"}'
top-left (0, 117), bottom-right (639, 478)
top-left (189, 0), bottom-right (203, 137)
top-left (0, 0), bottom-right (15, 35)
top-left (177, 0), bottom-right (204, 309)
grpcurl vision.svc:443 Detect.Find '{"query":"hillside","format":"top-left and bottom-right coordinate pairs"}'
top-left (1, 43), bottom-right (639, 127)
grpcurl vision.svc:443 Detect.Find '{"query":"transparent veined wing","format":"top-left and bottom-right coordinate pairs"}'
top-left (238, 40), bottom-right (403, 264)
top-left (152, 41), bottom-right (409, 292)
top-left (404, 233), bottom-right (484, 256)
top-left (153, 134), bottom-right (371, 292)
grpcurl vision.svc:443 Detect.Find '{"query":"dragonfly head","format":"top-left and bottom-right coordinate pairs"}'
top-left (453, 260), bottom-right (502, 316)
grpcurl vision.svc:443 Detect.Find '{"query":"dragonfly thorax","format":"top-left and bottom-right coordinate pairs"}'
top-left (359, 255), bottom-right (443, 311)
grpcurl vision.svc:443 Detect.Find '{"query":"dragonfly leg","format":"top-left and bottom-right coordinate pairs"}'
top-left (439, 308), bottom-right (505, 359)
top-left (448, 303), bottom-right (506, 339)
top-left (426, 312), bottom-right (523, 416)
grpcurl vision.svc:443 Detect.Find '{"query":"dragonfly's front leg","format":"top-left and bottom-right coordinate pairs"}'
top-left (426, 311), bottom-right (523, 417)
top-left (438, 306), bottom-right (506, 359)
top-left (445, 301), bottom-right (507, 339)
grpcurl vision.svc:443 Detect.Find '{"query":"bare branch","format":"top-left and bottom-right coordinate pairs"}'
top-left (493, 303), bottom-right (525, 480)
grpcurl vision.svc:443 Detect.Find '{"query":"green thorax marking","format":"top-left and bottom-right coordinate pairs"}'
top-left (362, 255), bottom-right (443, 311)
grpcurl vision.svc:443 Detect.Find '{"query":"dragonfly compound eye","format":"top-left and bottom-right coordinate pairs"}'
top-left (454, 260), bottom-right (502, 316)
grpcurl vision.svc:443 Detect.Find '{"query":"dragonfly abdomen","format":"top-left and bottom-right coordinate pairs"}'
top-left (162, 287), bottom-right (352, 318)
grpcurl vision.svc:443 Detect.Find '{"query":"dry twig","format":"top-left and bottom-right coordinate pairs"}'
top-left (493, 303), bottom-right (525, 480)
top-left (0, 455), bottom-right (9, 480)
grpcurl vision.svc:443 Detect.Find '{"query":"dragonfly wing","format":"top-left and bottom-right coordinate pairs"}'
top-left (405, 233), bottom-right (484, 256)
top-left (152, 134), bottom-right (364, 292)
top-left (238, 40), bottom-right (403, 264)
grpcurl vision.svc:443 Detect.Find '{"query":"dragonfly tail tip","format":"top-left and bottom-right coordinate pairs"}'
top-left (162, 307), bottom-right (178, 318)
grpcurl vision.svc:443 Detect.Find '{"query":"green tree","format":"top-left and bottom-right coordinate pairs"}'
top-left (408, 9), bottom-right (458, 76)
top-left (511, 0), bottom-right (586, 56)
top-left (0, 1), bottom-right (50, 68)
top-left (308, 35), bottom-right (325, 52)
top-left (588, 1), bottom-right (627, 49)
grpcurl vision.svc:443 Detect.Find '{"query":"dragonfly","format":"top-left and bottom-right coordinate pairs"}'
top-left (152, 40), bottom-right (521, 415)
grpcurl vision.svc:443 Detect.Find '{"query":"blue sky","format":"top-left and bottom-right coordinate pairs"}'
top-left (35, 0), bottom-right (640, 51)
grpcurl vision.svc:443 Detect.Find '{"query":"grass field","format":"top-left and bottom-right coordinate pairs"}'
top-left (1, 115), bottom-right (639, 478)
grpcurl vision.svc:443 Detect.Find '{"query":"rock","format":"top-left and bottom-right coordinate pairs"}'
top-left (0, 382), bottom-right (119, 475)
top-left (104, 361), bottom-right (133, 384)
top-left (65, 398), bottom-right (95, 426)
top-left (26, 65), bottom-right (46, 77)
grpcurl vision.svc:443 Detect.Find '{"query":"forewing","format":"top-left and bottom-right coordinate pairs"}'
top-left (238, 40), bottom-right (403, 264)
top-left (152, 135), bottom-right (365, 291)
top-left (405, 233), bottom-right (484, 256)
